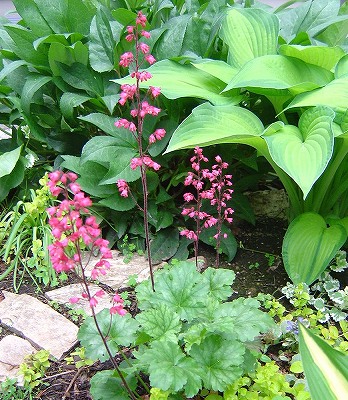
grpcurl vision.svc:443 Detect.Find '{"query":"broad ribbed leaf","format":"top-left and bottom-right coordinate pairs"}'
top-left (224, 55), bottom-right (333, 95)
top-left (79, 113), bottom-right (118, 136)
top-left (0, 146), bottom-right (22, 178)
top-left (299, 324), bottom-right (348, 400)
top-left (263, 107), bottom-right (335, 199)
top-left (279, 45), bottom-right (345, 71)
top-left (199, 267), bottom-right (235, 301)
top-left (90, 370), bottom-right (137, 400)
top-left (78, 309), bottom-right (139, 362)
top-left (165, 103), bottom-right (264, 153)
top-left (113, 60), bottom-right (234, 106)
top-left (282, 213), bottom-right (347, 285)
top-left (286, 77), bottom-right (348, 113)
top-left (150, 228), bottom-right (179, 264)
top-left (192, 59), bottom-right (238, 84)
top-left (219, 8), bottom-right (279, 69)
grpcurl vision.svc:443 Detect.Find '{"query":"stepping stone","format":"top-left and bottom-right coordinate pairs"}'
top-left (0, 335), bottom-right (36, 384)
top-left (81, 251), bottom-right (163, 288)
top-left (0, 291), bottom-right (78, 359)
top-left (46, 283), bottom-right (114, 316)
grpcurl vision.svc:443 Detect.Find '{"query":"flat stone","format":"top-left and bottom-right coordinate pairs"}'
top-left (45, 283), bottom-right (113, 316)
top-left (0, 335), bottom-right (36, 384)
top-left (82, 251), bottom-right (163, 288)
top-left (0, 291), bottom-right (78, 359)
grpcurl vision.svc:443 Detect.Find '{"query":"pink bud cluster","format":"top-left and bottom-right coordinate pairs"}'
top-left (47, 171), bottom-right (126, 315)
top-left (180, 147), bottom-right (234, 243)
top-left (115, 11), bottom-right (166, 198)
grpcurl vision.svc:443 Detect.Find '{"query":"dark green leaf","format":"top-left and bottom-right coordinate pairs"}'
top-left (150, 227), bottom-right (179, 263)
top-left (13, 0), bottom-right (53, 36)
top-left (90, 370), bottom-right (136, 400)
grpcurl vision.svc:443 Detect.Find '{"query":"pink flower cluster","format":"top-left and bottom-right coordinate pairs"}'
top-left (115, 11), bottom-right (166, 197)
top-left (180, 147), bottom-right (234, 242)
top-left (47, 171), bottom-right (126, 315)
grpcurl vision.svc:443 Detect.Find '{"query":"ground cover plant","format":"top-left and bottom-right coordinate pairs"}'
top-left (0, 0), bottom-right (348, 399)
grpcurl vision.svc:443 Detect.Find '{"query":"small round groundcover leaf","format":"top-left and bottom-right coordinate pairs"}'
top-left (78, 309), bottom-right (139, 362)
top-left (282, 212), bottom-right (347, 285)
top-left (90, 370), bottom-right (137, 400)
top-left (263, 106), bottom-right (335, 199)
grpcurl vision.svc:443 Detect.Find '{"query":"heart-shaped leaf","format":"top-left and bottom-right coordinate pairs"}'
top-left (263, 106), bottom-right (335, 199)
top-left (219, 8), bottom-right (279, 69)
top-left (282, 212), bottom-right (347, 285)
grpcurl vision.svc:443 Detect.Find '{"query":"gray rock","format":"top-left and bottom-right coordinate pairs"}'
top-left (0, 291), bottom-right (78, 359)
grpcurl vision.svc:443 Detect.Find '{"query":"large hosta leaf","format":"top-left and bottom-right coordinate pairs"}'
top-left (224, 55), bottom-right (333, 96)
top-left (219, 8), bottom-right (279, 69)
top-left (113, 60), bottom-right (235, 106)
top-left (165, 103), bottom-right (264, 153)
top-left (282, 212), bottom-right (347, 285)
top-left (299, 324), bottom-right (348, 400)
top-left (263, 106), bottom-right (335, 199)
top-left (0, 146), bottom-right (22, 178)
top-left (279, 45), bottom-right (345, 71)
top-left (286, 77), bottom-right (348, 114)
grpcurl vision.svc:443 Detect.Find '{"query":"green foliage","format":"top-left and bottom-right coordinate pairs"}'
top-left (160, 0), bottom-right (348, 284)
top-left (224, 361), bottom-right (310, 400)
top-left (0, 378), bottom-right (33, 400)
top-left (65, 346), bottom-right (94, 369)
top-left (19, 349), bottom-right (50, 390)
top-left (78, 261), bottom-right (275, 398)
top-left (0, 173), bottom-right (61, 290)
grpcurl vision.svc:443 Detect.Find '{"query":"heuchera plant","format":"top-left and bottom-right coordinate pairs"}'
top-left (46, 170), bottom-right (137, 400)
top-left (181, 147), bottom-right (234, 267)
top-left (114, 11), bottom-right (166, 291)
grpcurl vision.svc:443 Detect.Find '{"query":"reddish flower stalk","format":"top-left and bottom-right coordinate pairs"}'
top-left (46, 171), bottom-right (136, 400)
top-left (115, 12), bottom-right (166, 291)
top-left (181, 147), bottom-right (234, 267)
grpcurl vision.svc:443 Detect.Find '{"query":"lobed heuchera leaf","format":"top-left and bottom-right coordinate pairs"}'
top-left (136, 341), bottom-right (202, 395)
top-left (78, 309), bottom-right (139, 362)
top-left (212, 298), bottom-right (275, 342)
top-left (136, 304), bottom-right (182, 343)
top-left (197, 267), bottom-right (235, 301)
top-left (89, 369), bottom-right (137, 400)
top-left (189, 335), bottom-right (244, 392)
top-left (263, 106), bottom-right (335, 199)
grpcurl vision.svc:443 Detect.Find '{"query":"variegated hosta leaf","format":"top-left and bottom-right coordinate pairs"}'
top-left (219, 8), bottom-right (279, 69)
top-left (263, 106), bottom-right (335, 199)
top-left (299, 324), bottom-right (348, 400)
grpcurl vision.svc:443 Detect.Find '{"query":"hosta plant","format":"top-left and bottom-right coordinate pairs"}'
top-left (118, 0), bottom-right (348, 284)
top-left (78, 261), bottom-right (275, 399)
